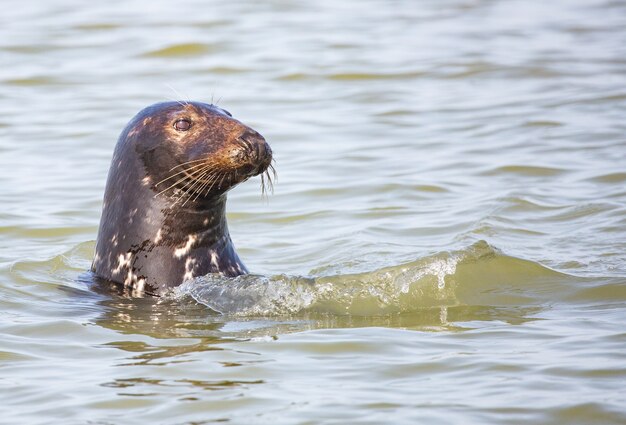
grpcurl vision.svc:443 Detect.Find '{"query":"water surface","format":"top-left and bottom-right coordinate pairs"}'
top-left (1, 0), bottom-right (625, 424)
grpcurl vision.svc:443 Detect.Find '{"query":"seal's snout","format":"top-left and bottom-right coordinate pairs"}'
top-left (239, 130), bottom-right (272, 175)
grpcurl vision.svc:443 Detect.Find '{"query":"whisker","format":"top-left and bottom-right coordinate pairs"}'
top-left (155, 161), bottom-right (216, 187)
top-left (190, 177), bottom-right (213, 202)
top-left (267, 171), bottom-right (274, 194)
top-left (191, 171), bottom-right (220, 202)
top-left (269, 162), bottom-right (277, 181)
top-left (204, 171), bottom-right (224, 196)
top-left (166, 84), bottom-right (191, 106)
top-left (261, 173), bottom-right (266, 199)
top-left (167, 157), bottom-right (215, 172)
top-left (218, 173), bottom-right (227, 190)
top-left (182, 170), bottom-right (209, 199)
top-left (165, 96), bottom-right (186, 108)
top-left (154, 164), bottom-right (212, 197)
top-left (192, 166), bottom-right (224, 198)
top-left (181, 165), bottom-right (215, 194)
top-left (155, 174), bottom-right (190, 198)
top-left (177, 167), bottom-right (212, 207)
top-left (190, 169), bottom-right (215, 194)
top-left (165, 84), bottom-right (188, 107)
top-left (267, 170), bottom-right (274, 193)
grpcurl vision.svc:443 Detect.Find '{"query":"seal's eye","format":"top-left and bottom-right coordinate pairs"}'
top-left (174, 119), bottom-right (191, 131)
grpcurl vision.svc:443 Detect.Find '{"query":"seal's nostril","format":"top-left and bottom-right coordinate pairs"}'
top-left (239, 130), bottom-right (264, 147)
top-left (255, 141), bottom-right (264, 159)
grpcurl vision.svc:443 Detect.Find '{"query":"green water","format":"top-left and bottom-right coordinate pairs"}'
top-left (1, 0), bottom-right (626, 424)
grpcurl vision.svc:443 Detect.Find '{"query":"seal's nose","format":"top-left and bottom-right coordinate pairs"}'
top-left (239, 130), bottom-right (272, 174)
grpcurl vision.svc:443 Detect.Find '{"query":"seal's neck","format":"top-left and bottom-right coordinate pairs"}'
top-left (93, 152), bottom-right (247, 294)
top-left (162, 195), bottom-right (230, 246)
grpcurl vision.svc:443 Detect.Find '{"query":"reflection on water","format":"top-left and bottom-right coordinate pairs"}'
top-left (1, 0), bottom-right (626, 423)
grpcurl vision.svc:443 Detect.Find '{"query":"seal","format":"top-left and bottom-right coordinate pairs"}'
top-left (91, 101), bottom-right (274, 296)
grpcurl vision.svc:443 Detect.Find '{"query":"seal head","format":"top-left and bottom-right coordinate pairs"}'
top-left (92, 101), bottom-right (273, 296)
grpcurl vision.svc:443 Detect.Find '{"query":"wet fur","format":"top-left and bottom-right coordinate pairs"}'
top-left (92, 101), bottom-right (273, 296)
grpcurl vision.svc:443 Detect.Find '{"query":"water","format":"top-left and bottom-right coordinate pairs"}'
top-left (1, 0), bottom-right (625, 423)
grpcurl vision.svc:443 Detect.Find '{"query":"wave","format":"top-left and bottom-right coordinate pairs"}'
top-left (173, 241), bottom-right (612, 316)
top-left (9, 240), bottom-right (622, 321)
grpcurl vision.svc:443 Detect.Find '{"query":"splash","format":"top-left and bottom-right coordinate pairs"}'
top-left (173, 241), bottom-right (558, 316)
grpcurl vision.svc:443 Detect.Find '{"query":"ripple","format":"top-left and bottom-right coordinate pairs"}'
top-left (0, 225), bottom-right (95, 238)
top-left (196, 66), bottom-right (249, 75)
top-left (142, 43), bottom-right (218, 58)
top-left (74, 23), bottom-right (121, 31)
top-left (587, 172), bottom-right (626, 184)
top-left (547, 403), bottom-right (626, 424)
top-left (546, 202), bottom-right (619, 221)
top-left (481, 165), bottom-right (570, 177)
top-left (276, 71), bottom-right (426, 81)
top-left (3, 76), bottom-right (67, 86)
top-left (327, 71), bottom-right (425, 81)
top-left (522, 120), bottom-right (564, 127)
top-left (1, 45), bottom-right (64, 54)
top-left (101, 377), bottom-right (264, 392)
